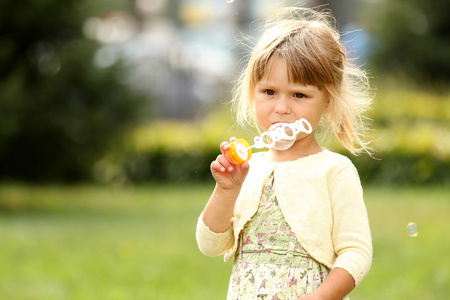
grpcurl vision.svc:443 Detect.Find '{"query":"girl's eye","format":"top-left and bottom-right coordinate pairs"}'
top-left (294, 93), bottom-right (306, 98)
top-left (264, 90), bottom-right (275, 96)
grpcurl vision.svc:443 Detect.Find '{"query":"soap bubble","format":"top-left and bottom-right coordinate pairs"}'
top-left (248, 118), bottom-right (312, 150)
top-left (267, 123), bottom-right (296, 150)
top-left (407, 222), bottom-right (419, 237)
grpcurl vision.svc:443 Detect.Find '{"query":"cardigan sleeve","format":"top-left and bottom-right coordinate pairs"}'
top-left (330, 164), bottom-right (373, 286)
top-left (196, 213), bottom-right (235, 257)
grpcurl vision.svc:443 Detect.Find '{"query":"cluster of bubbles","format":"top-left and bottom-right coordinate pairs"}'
top-left (249, 118), bottom-right (313, 151)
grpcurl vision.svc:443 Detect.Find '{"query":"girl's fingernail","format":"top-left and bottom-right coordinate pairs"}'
top-left (228, 167), bottom-right (233, 172)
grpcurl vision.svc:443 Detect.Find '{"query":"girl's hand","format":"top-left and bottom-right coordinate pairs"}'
top-left (210, 138), bottom-right (250, 190)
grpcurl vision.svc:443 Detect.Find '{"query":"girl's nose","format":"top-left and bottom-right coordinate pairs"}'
top-left (274, 96), bottom-right (291, 115)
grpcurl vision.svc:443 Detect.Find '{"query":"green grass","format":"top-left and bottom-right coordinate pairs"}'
top-left (0, 183), bottom-right (449, 299)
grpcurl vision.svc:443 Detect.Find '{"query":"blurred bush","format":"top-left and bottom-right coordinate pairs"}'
top-left (351, 79), bottom-right (450, 184)
top-left (122, 82), bottom-right (450, 185)
top-left (0, 0), bottom-right (148, 182)
top-left (119, 109), bottom-right (257, 183)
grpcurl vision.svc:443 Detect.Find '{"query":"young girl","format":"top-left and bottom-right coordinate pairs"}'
top-left (196, 7), bottom-right (373, 300)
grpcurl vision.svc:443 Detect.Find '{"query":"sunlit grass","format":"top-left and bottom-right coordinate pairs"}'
top-left (0, 183), bottom-right (448, 299)
top-left (357, 186), bottom-right (450, 300)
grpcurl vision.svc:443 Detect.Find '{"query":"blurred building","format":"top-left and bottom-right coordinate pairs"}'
top-left (84, 0), bottom-right (368, 119)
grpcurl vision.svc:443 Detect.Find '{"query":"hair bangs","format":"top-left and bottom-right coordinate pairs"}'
top-left (250, 28), bottom-right (339, 90)
top-left (277, 31), bottom-right (339, 89)
top-left (282, 49), bottom-right (326, 88)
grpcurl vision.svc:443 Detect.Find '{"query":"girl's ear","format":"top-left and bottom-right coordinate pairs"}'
top-left (324, 96), bottom-right (331, 112)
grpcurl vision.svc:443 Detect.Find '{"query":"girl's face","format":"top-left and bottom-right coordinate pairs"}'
top-left (254, 56), bottom-right (330, 146)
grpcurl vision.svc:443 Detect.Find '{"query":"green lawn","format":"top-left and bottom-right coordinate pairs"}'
top-left (0, 183), bottom-right (448, 299)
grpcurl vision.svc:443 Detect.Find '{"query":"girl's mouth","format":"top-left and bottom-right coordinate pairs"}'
top-left (267, 123), bottom-right (296, 150)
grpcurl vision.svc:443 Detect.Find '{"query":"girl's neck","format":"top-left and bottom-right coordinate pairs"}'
top-left (266, 136), bottom-right (323, 163)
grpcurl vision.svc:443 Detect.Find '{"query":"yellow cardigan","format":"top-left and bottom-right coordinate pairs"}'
top-left (196, 149), bottom-right (372, 286)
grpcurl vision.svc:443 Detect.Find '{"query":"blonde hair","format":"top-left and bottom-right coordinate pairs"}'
top-left (232, 7), bottom-right (374, 155)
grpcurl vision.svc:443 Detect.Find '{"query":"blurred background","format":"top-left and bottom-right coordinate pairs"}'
top-left (1, 0), bottom-right (449, 185)
top-left (0, 0), bottom-right (449, 299)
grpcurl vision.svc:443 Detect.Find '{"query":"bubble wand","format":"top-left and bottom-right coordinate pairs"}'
top-left (228, 118), bottom-right (312, 164)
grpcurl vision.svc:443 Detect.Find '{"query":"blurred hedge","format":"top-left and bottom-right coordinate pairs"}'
top-left (117, 110), bottom-right (257, 184)
top-left (353, 82), bottom-right (450, 184)
top-left (110, 82), bottom-right (450, 185)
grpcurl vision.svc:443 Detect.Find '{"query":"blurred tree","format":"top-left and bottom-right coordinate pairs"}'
top-left (363, 0), bottom-right (450, 84)
top-left (0, 0), bottom-right (147, 182)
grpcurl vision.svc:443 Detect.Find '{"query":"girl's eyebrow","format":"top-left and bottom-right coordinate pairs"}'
top-left (255, 80), bottom-right (276, 88)
top-left (291, 85), bottom-right (318, 93)
top-left (257, 80), bottom-right (318, 93)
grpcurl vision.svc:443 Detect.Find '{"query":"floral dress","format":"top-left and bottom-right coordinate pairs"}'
top-left (227, 174), bottom-right (350, 300)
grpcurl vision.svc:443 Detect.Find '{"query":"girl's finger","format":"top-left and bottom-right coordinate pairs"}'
top-left (217, 155), bottom-right (234, 172)
top-left (220, 141), bottom-right (231, 154)
top-left (211, 160), bottom-right (226, 173)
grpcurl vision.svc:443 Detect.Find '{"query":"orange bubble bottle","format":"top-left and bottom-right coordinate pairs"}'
top-left (228, 139), bottom-right (252, 164)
